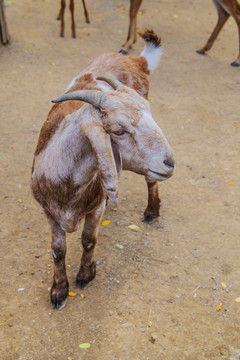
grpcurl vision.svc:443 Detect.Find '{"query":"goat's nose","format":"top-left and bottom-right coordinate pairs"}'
top-left (164, 157), bottom-right (175, 169)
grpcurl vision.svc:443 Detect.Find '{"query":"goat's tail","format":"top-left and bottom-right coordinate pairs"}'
top-left (138, 29), bottom-right (162, 73)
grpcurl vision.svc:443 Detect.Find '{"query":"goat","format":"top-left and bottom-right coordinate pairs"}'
top-left (31, 30), bottom-right (175, 310)
top-left (196, 0), bottom-right (240, 66)
top-left (57, 0), bottom-right (90, 38)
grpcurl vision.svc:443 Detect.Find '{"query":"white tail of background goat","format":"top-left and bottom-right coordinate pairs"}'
top-left (31, 29), bottom-right (175, 310)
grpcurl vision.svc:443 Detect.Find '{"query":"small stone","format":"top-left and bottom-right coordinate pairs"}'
top-left (149, 333), bottom-right (157, 343)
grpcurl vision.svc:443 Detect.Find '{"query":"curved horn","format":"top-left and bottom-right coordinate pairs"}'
top-left (96, 76), bottom-right (122, 90)
top-left (52, 90), bottom-right (105, 109)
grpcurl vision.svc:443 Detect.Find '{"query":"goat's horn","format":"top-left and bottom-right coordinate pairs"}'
top-left (52, 90), bottom-right (105, 109)
top-left (96, 76), bottom-right (122, 90)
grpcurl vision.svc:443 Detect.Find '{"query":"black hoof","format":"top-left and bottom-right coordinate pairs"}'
top-left (76, 262), bottom-right (96, 290)
top-left (86, 20), bottom-right (90, 24)
top-left (56, 17), bottom-right (60, 21)
top-left (119, 49), bottom-right (127, 55)
top-left (72, 35), bottom-right (76, 39)
top-left (230, 61), bottom-right (240, 67)
top-left (51, 282), bottom-right (69, 310)
top-left (196, 49), bottom-right (205, 55)
top-left (76, 279), bottom-right (89, 290)
top-left (143, 214), bottom-right (154, 224)
top-left (60, 34), bottom-right (64, 38)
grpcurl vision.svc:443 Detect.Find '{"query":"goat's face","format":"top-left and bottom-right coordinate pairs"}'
top-left (101, 89), bottom-right (175, 181)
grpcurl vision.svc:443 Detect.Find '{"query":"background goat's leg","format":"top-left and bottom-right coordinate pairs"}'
top-left (76, 202), bottom-right (105, 289)
top-left (144, 178), bottom-right (161, 223)
top-left (46, 212), bottom-right (69, 310)
top-left (196, 1), bottom-right (229, 56)
top-left (69, 0), bottom-right (76, 38)
top-left (230, 1), bottom-right (240, 66)
top-left (59, 0), bottom-right (66, 37)
top-left (82, 0), bottom-right (90, 24)
top-left (120, 0), bottom-right (143, 54)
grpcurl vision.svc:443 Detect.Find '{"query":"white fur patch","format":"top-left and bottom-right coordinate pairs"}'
top-left (140, 43), bottom-right (163, 73)
top-left (32, 111), bottom-right (97, 185)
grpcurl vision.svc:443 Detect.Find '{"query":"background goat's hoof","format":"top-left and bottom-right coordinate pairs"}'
top-left (56, 16), bottom-right (60, 21)
top-left (230, 61), bottom-right (240, 67)
top-left (51, 282), bottom-right (69, 310)
top-left (72, 35), bottom-right (76, 39)
top-left (60, 34), bottom-right (64, 38)
top-left (76, 262), bottom-right (96, 290)
top-left (86, 20), bottom-right (90, 24)
top-left (196, 49), bottom-right (205, 55)
top-left (119, 49), bottom-right (128, 55)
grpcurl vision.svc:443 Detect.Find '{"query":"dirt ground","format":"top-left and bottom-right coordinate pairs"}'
top-left (0, 0), bottom-right (240, 359)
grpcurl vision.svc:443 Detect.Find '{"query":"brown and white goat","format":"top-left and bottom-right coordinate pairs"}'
top-left (197, 0), bottom-right (240, 66)
top-left (31, 30), bottom-right (175, 310)
top-left (57, 0), bottom-right (90, 38)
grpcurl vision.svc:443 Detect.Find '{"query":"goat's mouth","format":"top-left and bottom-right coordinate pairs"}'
top-left (148, 168), bottom-right (173, 181)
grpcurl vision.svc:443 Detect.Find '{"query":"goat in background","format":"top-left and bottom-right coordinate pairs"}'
top-left (197, 0), bottom-right (240, 66)
top-left (57, 0), bottom-right (143, 54)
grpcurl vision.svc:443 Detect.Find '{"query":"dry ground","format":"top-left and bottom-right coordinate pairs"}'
top-left (0, 0), bottom-right (240, 359)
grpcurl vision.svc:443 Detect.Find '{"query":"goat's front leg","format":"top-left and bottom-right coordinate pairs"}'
top-left (144, 177), bottom-right (161, 223)
top-left (76, 201), bottom-right (105, 289)
top-left (45, 211), bottom-right (69, 310)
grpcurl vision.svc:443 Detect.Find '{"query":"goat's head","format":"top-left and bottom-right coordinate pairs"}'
top-left (52, 77), bottom-right (175, 206)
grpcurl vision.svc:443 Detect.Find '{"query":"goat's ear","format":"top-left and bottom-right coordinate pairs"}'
top-left (79, 115), bottom-right (119, 207)
top-left (111, 139), bottom-right (122, 175)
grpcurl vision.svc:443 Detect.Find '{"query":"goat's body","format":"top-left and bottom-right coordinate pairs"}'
top-left (31, 31), bottom-right (173, 310)
top-left (197, 0), bottom-right (240, 66)
top-left (32, 53), bottom-right (150, 232)
top-left (66, 53), bottom-right (150, 96)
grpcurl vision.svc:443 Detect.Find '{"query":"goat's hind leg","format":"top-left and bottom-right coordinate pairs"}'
top-left (82, 0), bottom-right (90, 24)
top-left (76, 201), bottom-right (105, 289)
top-left (120, 0), bottom-right (143, 54)
top-left (230, 3), bottom-right (240, 67)
top-left (144, 178), bottom-right (161, 223)
top-left (45, 211), bottom-right (69, 310)
top-left (196, 1), bottom-right (229, 56)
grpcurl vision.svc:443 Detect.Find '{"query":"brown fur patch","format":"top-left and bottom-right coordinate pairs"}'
top-left (31, 172), bottom-right (105, 232)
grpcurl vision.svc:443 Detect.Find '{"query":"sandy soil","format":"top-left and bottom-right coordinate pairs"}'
top-left (0, 0), bottom-right (240, 359)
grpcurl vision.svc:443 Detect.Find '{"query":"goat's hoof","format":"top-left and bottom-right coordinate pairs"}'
top-left (56, 16), bottom-right (60, 21)
top-left (86, 20), bottom-right (90, 24)
top-left (230, 61), bottom-right (240, 67)
top-left (51, 282), bottom-right (69, 310)
top-left (119, 49), bottom-right (128, 55)
top-left (60, 34), bottom-right (64, 38)
top-left (72, 35), bottom-right (76, 39)
top-left (196, 49), bottom-right (205, 55)
top-left (143, 211), bottom-right (159, 224)
top-left (76, 262), bottom-right (96, 290)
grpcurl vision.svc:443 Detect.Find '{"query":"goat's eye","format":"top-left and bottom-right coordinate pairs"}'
top-left (113, 130), bottom-right (126, 136)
